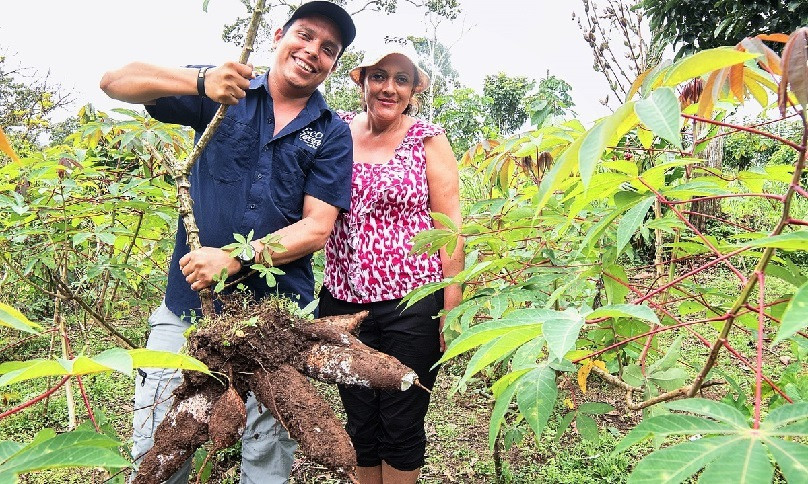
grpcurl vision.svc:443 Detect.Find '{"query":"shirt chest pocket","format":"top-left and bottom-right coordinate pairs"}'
top-left (271, 144), bottom-right (315, 220)
top-left (203, 117), bottom-right (258, 183)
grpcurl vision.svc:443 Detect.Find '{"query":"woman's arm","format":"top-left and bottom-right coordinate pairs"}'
top-left (425, 133), bottom-right (464, 352)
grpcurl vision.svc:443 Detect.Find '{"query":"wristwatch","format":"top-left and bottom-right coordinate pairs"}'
top-left (235, 244), bottom-right (256, 269)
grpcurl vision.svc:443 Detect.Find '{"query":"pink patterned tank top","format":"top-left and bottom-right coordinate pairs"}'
top-left (323, 112), bottom-right (445, 303)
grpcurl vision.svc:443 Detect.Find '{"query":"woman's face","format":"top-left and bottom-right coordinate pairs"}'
top-left (363, 54), bottom-right (417, 120)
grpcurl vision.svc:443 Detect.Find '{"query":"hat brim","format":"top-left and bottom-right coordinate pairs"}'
top-left (349, 53), bottom-right (430, 93)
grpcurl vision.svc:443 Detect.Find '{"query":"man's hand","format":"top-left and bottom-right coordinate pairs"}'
top-left (204, 62), bottom-right (255, 105)
top-left (179, 247), bottom-right (242, 291)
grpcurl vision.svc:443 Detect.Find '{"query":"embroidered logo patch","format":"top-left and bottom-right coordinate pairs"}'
top-left (299, 127), bottom-right (324, 149)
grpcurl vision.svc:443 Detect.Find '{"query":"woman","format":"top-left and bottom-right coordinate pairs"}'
top-left (318, 39), bottom-right (464, 483)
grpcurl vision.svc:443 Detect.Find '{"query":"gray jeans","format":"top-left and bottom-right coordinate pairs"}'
top-left (132, 302), bottom-right (297, 483)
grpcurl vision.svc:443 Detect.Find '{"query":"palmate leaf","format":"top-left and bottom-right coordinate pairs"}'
top-left (619, 399), bottom-right (808, 483)
top-left (628, 435), bottom-right (764, 484)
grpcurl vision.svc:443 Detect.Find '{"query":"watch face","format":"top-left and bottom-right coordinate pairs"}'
top-left (238, 245), bottom-right (255, 264)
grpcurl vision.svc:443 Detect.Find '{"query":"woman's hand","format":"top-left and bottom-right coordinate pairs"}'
top-left (179, 247), bottom-right (242, 291)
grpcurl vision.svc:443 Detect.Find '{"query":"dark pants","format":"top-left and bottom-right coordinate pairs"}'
top-left (318, 286), bottom-right (443, 471)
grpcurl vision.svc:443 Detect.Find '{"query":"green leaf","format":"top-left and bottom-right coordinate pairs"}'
top-left (510, 336), bottom-right (545, 370)
top-left (634, 88), bottom-right (682, 149)
top-left (0, 360), bottom-right (70, 387)
top-left (616, 196), bottom-right (656, 256)
top-left (622, 363), bottom-right (645, 387)
top-left (649, 367), bottom-right (688, 391)
top-left (0, 303), bottom-right (41, 334)
top-left (0, 430), bottom-right (129, 478)
top-left (772, 280), bottom-right (808, 345)
top-left (700, 437), bottom-right (773, 484)
top-left (430, 211), bottom-right (458, 232)
top-left (618, 415), bottom-right (735, 453)
top-left (628, 435), bottom-right (745, 484)
top-left (439, 309), bottom-right (552, 363)
top-left (745, 232), bottom-right (808, 251)
top-left (489, 378), bottom-right (519, 450)
top-left (129, 349), bottom-right (210, 375)
top-left (459, 326), bottom-right (542, 386)
top-left (649, 335), bottom-right (684, 373)
top-left (542, 309), bottom-right (585, 361)
top-left (665, 399), bottom-right (749, 429)
top-left (576, 413), bottom-right (600, 443)
top-left (0, 441), bottom-right (23, 463)
top-left (588, 304), bottom-right (660, 325)
top-left (578, 402), bottom-right (614, 415)
top-left (763, 437), bottom-right (808, 483)
top-left (554, 412), bottom-right (576, 443)
top-left (603, 264), bottom-right (629, 305)
top-left (578, 102), bottom-right (637, 188)
top-left (661, 48), bottom-right (761, 87)
top-left (760, 402), bottom-right (808, 430)
top-left (516, 366), bottom-right (558, 439)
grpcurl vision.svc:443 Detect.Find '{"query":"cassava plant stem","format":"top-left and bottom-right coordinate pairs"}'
top-left (688, 111), bottom-right (808, 397)
top-left (163, 0), bottom-right (266, 317)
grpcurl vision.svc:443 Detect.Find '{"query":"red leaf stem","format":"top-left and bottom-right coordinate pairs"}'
top-left (662, 193), bottom-right (784, 205)
top-left (0, 375), bottom-right (72, 420)
top-left (682, 114), bottom-right (806, 152)
top-left (636, 247), bottom-right (749, 304)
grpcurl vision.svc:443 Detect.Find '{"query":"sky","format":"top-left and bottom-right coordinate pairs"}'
top-left (0, 0), bottom-right (614, 125)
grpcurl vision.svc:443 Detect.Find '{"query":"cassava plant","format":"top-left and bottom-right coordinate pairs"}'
top-left (409, 27), bottom-right (808, 482)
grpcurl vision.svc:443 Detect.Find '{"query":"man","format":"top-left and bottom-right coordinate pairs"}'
top-left (99, 2), bottom-right (356, 482)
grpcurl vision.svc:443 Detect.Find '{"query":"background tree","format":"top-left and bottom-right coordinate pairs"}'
top-left (483, 73), bottom-right (536, 136)
top-left (321, 48), bottom-right (363, 112)
top-left (0, 52), bottom-right (74, 152)
top-left (640, 0), bottom-right (808, 58)
top-left (529, 71), bottom-right (576, 127)
top-left (574, 0), bottom-right (663, 108)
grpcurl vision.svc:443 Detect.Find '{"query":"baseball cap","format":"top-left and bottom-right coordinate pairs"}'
top-left (285, 1), bottom-right (356, 50)
top-left (349, 38), bottom-right (430, 93)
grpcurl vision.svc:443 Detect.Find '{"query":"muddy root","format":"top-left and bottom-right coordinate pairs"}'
top-left (251, 365), bottom-right (357, 469)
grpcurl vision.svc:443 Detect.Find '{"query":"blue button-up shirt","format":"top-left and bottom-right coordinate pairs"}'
top-left (146, 69), bottom-right (353, 320)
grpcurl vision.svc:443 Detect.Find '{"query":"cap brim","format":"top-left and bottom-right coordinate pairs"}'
top-left (288, 1), bottom-right (356, 49)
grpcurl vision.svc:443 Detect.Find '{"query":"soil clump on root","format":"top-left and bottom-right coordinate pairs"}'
top-left (134, 296), bottom-right (418, 484)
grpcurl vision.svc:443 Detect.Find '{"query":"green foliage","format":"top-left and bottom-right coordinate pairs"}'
top-left (0, 108), bottom-right (185, 324)
top-left (640, 0), bottom-right (808, 58)
top-left (0, 348), bottom-right (209, 386)
top-left (483, 73), bottom-right (537, 135)
top-left (410, 31), bottom-right (808, 483)
top-left (616, 399), bottom-right (808, 483)
top-left (0, 428), bottom-right (129, 483)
